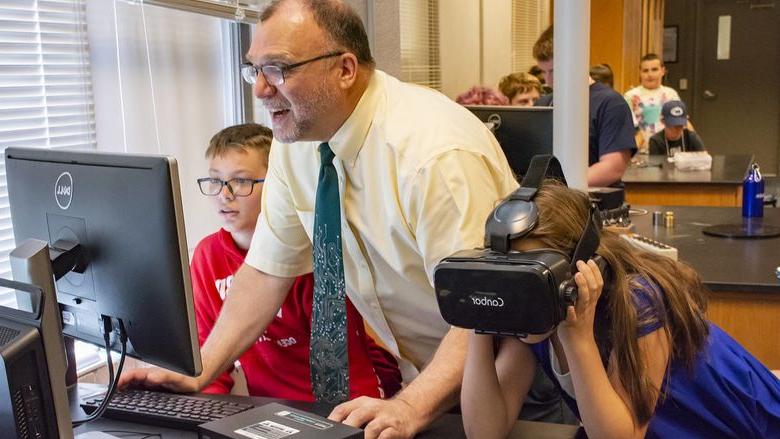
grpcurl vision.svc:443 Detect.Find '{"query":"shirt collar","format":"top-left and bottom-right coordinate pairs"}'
top-left (328, 70), bottom-right (382, 167)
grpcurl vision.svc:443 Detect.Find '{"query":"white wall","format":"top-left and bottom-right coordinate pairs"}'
top-left (86, 1), bottom-right (234, 254)
top-left (438, 0), bottom-right (513, 99)
top-left (438, 0), bottom-right (481, 99)
top-left (481, 0), bottom-right (513, 90)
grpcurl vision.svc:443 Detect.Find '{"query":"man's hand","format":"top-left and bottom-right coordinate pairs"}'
top-left (117, 366), bottom-right (201, 393)
top-left (329, 396), bottom-right (422, 439)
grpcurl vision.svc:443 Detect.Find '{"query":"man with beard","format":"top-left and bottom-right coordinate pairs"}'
top-left (119, 1), bottom-right (517, 438)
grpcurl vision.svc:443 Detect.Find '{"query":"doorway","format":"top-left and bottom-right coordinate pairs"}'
top-left (693, 0), bottom-right (779, 174)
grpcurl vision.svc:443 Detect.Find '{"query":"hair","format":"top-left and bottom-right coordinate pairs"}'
top-left (261, 0), bottom-right (375, 67)
top-left (454, 86), bottom-right (509, 106)
top-left (205, 123), bottom-right (274, 165)
top-left (526, 180), bottom-right (709, 427)
top-left (528, 65), bottom-right (545, 83)
top-left (532, 25), bottom-right (554, 62)
top-left (641, 53), bottom-right (664, 67)
top-left (498, 72), bottom-right (543, 101)
top-left (589, 63), bottom-right (614, 88)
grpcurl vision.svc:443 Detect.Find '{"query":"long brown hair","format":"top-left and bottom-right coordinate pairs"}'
top-left (527, 180), bottom-right (709, 425)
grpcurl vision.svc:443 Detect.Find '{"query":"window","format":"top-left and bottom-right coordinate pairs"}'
top-left (399, 0), bottom-right (441, 90)
top-left (0, 0), bottom-right (96, 291)
top-left (511, 0), bottom-right (550, 74)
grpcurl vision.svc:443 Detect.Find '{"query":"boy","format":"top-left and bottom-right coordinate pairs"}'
top-left (648, 100), bottom-right (705, 157)
top-left (498, 72), bottom-right (543, 107)
top-left (190, 123), bottom-right (401, 401)
top-left (623, 53), bottom-right (681, 151)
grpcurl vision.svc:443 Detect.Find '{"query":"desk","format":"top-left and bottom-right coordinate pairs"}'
top-left (632, 206), bottom-right (780, 368)
top-left (623, 154), bottom-right (752, 207)
top-left (72, 387), bottom-right (582, 438)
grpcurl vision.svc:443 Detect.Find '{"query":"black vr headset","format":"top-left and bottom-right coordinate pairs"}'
top-left (434, 155), bottom-right (605, 336)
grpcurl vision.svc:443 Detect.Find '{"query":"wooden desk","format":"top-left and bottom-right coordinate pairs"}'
top-left (632, 206), bottom-right (780, 368)
top-left (623, 154), bottom-right (752, 207)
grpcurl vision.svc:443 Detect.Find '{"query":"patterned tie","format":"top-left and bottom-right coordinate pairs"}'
top-left (310, 142), bottom-right (349, 403)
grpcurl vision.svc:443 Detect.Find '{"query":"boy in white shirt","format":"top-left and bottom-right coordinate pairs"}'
top-left (624, 53), bottom-right (680, 152)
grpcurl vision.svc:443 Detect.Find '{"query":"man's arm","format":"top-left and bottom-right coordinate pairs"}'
top-left (587, 150), bottom-right (631, 187)
top-left (119, 264), bottom-right (294, 392)
top-left (329, 327), bottom-right (468, 438)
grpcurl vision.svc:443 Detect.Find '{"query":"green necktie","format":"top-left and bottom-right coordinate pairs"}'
top-left (310, 142), bottom-right (349, 403)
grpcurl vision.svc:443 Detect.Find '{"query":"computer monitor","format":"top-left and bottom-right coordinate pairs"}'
top-left (4, 147), bottom-right (202, 377)
top-left (465, 105), bottom-right (553, 177)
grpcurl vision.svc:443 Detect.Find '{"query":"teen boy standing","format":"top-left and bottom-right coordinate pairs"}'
top-left (190, 123), bottom-right (401, 401)
top-left (623, 54), bottom-right (681, 151)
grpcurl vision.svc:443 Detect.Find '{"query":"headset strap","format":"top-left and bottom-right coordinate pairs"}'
top-left (569, 204), bottom-right (602, 274)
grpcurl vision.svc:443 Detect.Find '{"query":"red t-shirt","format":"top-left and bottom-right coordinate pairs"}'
top-left (190, 229), bottom-right (402, 401)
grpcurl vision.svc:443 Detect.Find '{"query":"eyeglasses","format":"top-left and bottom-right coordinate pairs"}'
top-left (197, 177), bottom-right (265, 197)
top-left (240, 51), bottom-right (345, 87)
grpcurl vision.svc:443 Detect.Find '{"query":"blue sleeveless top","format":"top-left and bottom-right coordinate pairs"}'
top-left (528, 278), bottom-right (780, 438)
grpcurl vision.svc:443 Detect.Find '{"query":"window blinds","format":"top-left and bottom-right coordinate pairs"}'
top-left (0, 0), bottom-right (96, 286)
top-left (399, 0), bottom-right (441, 90)
top-left (511, 0), bottom-right (549, 74)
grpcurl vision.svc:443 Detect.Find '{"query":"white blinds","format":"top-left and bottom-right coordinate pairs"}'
top-left (399, 0), bottom-right (441, 90)
top-left (511, 0), bottom-right (548, 74)
top-left (0, 0), bottom-right (96, 282)
top-left (137, 0), bottom-right (266, 24)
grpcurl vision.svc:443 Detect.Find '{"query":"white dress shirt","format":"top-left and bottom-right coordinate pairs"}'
top-left (246, 70), bottom-right (518, 380)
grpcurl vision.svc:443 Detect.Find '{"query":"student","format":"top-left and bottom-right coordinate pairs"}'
top-left (461, 180), bottom-right (780, 439)
top-left (648, 100), bottom-right (705, 157)
top-left (498, 72), bottom-right (542, 107)
top-left (533, 26), bottom-right (636, 187)
top-left (190, 123), bottom-right (402, 401)
top-left (589, 63), bottom-right (614, 89)
top-left (624, 54), bottom-right (681, 152)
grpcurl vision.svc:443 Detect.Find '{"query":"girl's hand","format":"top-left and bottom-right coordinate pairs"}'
top-left (557, 259), bottom-right (604, 346)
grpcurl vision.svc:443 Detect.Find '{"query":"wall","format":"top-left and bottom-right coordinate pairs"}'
top-left (438, 0), bottom-right (481, 98)
top-left (663, 0), bottom-right (698, 112)
top-left (589, 0), bottom-right (642, 93)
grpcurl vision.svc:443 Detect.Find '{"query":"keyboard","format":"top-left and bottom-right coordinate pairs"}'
top-left (81, 389), bottom-right (254, 431)
top-left (620, 233), bottom-right (678, 260)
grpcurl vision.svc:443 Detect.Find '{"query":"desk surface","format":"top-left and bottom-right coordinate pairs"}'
top-left (632, 205), bottom-right (780, 293)
top-left (623, 154), bottom-right (752, 184)
top-left (73, 388), bottom-right (582, 439)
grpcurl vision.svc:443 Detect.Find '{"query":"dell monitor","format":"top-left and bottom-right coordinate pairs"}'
top-left (465, 105), bottom-right (553, 177)
top-left (4, 147), bottom-right (202, 377)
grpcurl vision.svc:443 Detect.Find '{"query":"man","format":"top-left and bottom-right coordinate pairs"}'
top-left (119, 1), bottom-right (518, 438)
top-left (648, 100), bottom-right (705, 157)
top-left (533, 26), bottom-right (636, 187)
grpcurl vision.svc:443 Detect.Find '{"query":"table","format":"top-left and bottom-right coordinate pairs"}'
top-left (632, 205), bottom-right (780, 368)
top-left (72, 386), bottom-right (582, 438)
top-left (623, 154), bottom-right (752, 207)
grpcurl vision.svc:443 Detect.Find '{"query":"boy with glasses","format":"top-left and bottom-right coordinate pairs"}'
top-left (190, 123), bottom-right (401, 400)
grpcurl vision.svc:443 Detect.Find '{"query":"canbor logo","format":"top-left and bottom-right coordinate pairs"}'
top-left (470, 294), bottom-right (505, 307)
top-left (55, 172), bottom-right (73, 210)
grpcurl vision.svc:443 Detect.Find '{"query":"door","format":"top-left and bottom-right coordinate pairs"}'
top-left (694, 0), bottom-right (779, 173)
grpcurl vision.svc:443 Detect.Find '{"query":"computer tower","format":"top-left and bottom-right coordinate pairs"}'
top-left (0, 315), bottom-right (59, 438)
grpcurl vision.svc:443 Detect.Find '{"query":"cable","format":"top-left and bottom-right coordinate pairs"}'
top-left (112, 0), bottom-right (129, 153)
top-left (72, 317), bottom-right (129, 428)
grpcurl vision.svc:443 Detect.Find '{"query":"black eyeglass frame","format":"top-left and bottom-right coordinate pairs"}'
top-left (241, 51), bottom-right (345, 86)
top-left (197, 177), bottom-right (265, 197)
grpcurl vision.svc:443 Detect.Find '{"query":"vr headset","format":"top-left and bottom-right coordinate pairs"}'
top-left (434, 155), bottom-right (606, 336)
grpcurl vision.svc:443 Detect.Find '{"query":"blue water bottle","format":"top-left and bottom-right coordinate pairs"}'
top-left (742, 163), bottom-right (764, 218)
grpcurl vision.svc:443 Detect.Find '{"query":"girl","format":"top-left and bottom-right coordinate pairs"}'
top-left (461, 181), bottom-right (780, 439)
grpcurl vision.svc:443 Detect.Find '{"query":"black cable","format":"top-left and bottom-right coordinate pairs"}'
top-left (72, 317), bottom-right (128, 428)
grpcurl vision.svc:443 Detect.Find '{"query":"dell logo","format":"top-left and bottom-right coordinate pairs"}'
top-left (54, 172), bottom-right (73, 210)
top-left (470, 295), bottom-right (505, 307)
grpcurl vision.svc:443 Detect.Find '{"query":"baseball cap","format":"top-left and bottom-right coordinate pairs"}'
top-left (662, 100), bottom-right (688, 126)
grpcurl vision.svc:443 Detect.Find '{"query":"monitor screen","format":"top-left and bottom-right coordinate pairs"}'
top-left (465, 105), bottom-right (553, 177)
top-left (5, 147), bottom-right (202, 376)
